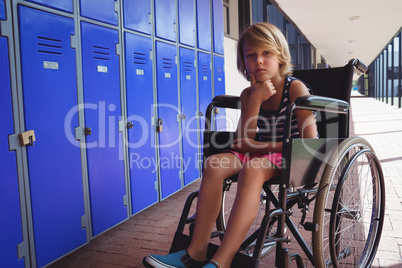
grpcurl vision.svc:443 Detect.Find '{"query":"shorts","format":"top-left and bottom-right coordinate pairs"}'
top-left (226, 150), bottom-right (283, 169)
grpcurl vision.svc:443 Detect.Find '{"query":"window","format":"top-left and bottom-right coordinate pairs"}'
top-left (223, 0), bottom-right (229, 35)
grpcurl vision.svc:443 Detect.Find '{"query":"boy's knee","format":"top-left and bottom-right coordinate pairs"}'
top-left (204, 154), bottom-right (232, 170)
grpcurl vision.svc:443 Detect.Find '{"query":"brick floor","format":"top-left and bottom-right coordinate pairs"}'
top-left (50, 93), bottom-right (402, 268)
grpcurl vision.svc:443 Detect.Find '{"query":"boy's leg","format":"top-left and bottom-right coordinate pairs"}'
top-left (211, 157), bottom-right (279, 267)
top-left (187, 153), bottom-right (242, 262)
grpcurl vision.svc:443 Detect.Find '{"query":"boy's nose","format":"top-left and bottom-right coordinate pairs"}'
top-left (255, 55), bottom-right (263, 65)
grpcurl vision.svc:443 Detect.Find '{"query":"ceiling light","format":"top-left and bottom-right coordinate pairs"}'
top-left (349, 16), bottom-right (360, 21)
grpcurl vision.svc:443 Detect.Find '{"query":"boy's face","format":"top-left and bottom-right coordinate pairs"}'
top-left (243, 42), bottom-right (281, 82)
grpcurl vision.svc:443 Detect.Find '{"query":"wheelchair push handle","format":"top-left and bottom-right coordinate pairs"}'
top-left (349, 58), bottom-right (368, 74)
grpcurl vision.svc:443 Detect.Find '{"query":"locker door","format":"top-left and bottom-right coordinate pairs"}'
top-left (124, 32), bottom-right (157, 214)
top-left (179, 48), bottom-right (199, 186)
top-left (178, 0), bottom-right (195, 47)
top-left (196, 0), bottom-right (211, 51)
top-left (156, 41), bottom-right (181, 199)
top-left (0, 0), bottom-right (5, 19)
top-left (25, 0), bottom-right (73, 13)
top-left (198, 51), bottom-right (212, 145)
top-left (18, 7), bottom-right (86, 267)
top-left (154, 0), bottom-right (176, 42)
top-left (212, 0), bottom-right (224, 55)
top-left (80, 0), bottom-right (118, 25)
top-left (81, 22), bottom-right (127, 236)
top-left (214, 55), bottom-right (226, 130)
top-left (123, 0), bottom-right (151, 35)
top-left (0, 33), bottom-right (24, 268)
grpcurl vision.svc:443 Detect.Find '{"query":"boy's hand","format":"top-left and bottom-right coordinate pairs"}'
top-left (249, 73), bottom-right (276, 102)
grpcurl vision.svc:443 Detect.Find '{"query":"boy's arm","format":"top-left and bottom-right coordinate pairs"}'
top-left (289, 80), bottom-right (318, 139)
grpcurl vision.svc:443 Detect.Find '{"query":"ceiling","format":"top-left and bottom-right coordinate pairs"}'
top-left (271, 0), bottom-right (402, 68)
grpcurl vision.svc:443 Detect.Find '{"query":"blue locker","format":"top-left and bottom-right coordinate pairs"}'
top-left (25, 0), bottom-right (73, 13)
top-left (124, 32), bottom-right (158, 214)
top-left (123, 0), bottom-right (151, 35)
top-left (197, 0), bottom-right (211, 51)
top-left (179, 48), bottom-right (199, 186)
top-left (80, 0), bottom-right (118, 26)
top-left (212, 0), bottom-right (224, 55)
top-left (0, 0), bottom-right (5, 19)
top-left (156, 41), bottom-right (181, 198)
top-left (178, 0), bottom-right (195, 47)
top-left (81, 22), bottom-right (127, 236)
top-left (198, 51), bottom-right (212, 145)
top-left (0, 34), bottom-right (24, 268)
top-left (18, 7), bottom-right (86, 267)
top-left (214, 55), bottom-right (226, 130)
top-left (155, 0), bottom-right (176, 41)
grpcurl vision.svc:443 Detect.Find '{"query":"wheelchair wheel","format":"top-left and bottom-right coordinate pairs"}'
top-left (312, 136), bottom-right (385, 267)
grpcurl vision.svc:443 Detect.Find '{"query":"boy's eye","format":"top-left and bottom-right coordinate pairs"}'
top-left (246, 53), bottom-right (254, 58)
top-left (264, 51), bottom-right (270, 55)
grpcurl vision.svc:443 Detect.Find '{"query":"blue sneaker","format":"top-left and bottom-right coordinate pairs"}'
top-left (143, 249), bottom-right (208, 268)
top-left (202, 260), bottom-right (220, 268)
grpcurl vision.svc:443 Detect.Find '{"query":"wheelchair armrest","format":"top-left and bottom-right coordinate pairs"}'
top-left (295, 95), bottom-right (349, 114)
top-left (212, 95), bottom-right (241, 109)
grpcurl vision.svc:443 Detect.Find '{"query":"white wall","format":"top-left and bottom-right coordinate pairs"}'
top-left (222, 36), bottom-right (250, 131)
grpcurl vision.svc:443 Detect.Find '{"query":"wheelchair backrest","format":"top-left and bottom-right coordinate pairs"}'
top-left (293, 61), bottom-right (354, 139)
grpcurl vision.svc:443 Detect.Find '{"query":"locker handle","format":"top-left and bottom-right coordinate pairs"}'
top-left (127, 122), bottom-right (134, 129)
top-left (157, 119), bottom-right (163, 132)
top-left (19, 130), bottom-right (36, 146)
top-left (85, 127), bottom-right (92, 136)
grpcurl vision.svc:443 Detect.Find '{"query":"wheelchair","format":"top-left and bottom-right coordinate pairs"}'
top-left (168, 59), bottom-right (385, 268)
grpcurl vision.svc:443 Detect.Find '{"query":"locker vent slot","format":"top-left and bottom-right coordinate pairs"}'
top-left (93, 45), bottom-right (111, 61)
top-left (162, 58), bottom-right (173, 69)
top-left (184, 61), bottom-right (193, 72)
top-left (201, 64), bottom-right (209, 74)
top-left (133, 52), bottom-right (146, 65)
top-left (216, 66), bottom-right (223, 76)
top-left (37, 36), bottom-right (63, 55)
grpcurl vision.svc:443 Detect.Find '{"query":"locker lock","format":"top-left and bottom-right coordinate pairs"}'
top-left (85, 127), bottom-right (92, 136)
top-left (199, 112), bottom-right (204, 117)
top-left (19, 130), bottom-right (36, 146)
top-left (127, 122), bottom-right (134, 129)
top-left (157, 118), bottom-right (163, 132)
top-left (180, 114), bottom-right (186, 120)
top-left (214, 108), bottom-right (220, 114)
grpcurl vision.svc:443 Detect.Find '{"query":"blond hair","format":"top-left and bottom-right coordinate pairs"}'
top-left (237, 23), bottom-right (293, 80)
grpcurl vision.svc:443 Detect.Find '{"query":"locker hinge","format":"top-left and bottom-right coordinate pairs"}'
top-left (154, 181), bottom-right (158, 191)
top-left (115, 43), bottom-right (121, 56)
top-left (179, 170), bottom-right (183, 181)
top-left (114, 0), bottom-right (119, 13)
top-left (149, 49), bottom-right (153, 61)
top-left (8, 134), bottom-right (19, 151)
top-left (81, 215), bottom-right (88, 229)
top-left (118, 120), bottom-right (125, 132)
top-left (177, 113), bottom-right (181, 123)
top-left (0, 18), bottom-right (12, 37)
top-left (75, 126), bottom-right (85, 141)
top-left (148, 13), bottom-right (152, 24)
top-left (70, 35), bottom-right (78, 49)
top-left (123, 195), bottom-right (128, 206)
top-left (17, 241), bottom-right (28, 260)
